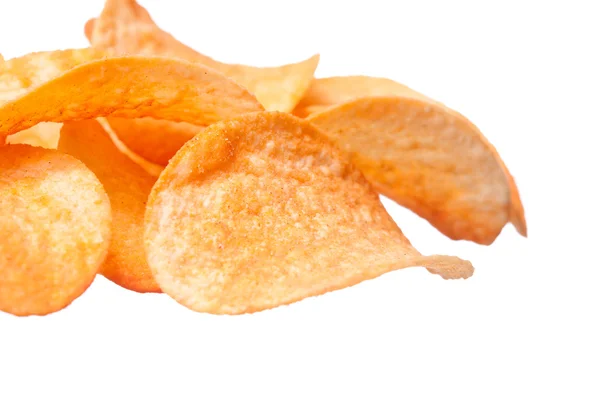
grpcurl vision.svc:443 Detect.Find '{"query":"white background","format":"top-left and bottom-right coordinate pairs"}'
top-left (1, 1), bottom-right (598, 399)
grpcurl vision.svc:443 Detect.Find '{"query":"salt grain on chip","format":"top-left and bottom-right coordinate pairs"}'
top-left (59, 119), bottom-right (160, 293)
top-left (0, 145), bottom-right (111, 316)
top-left (144, 112), bottom-right (473, 315)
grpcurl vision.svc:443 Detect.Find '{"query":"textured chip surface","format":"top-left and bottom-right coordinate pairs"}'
top-left (0, 145), bottom-right (111, 316)
top-left (308, 96), bottom-right (527, 244)
top-left (59, 120), bottom-right (160, 293)
top-left (144, 112), bottom-right (473, 315)
top-left (0, 54), bottom-right (262, 137)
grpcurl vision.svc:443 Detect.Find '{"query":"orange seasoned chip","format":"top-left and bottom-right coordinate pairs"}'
top-left (307, 96), bottom-right (526, 244)
top-left (144, 112), bottom-right (473, 315)
top-left (292, 75), bottom-right (435, 117)
top-left (0, 144), bottom-right (111, 316)
top-left (104, 117), bottom-right (202, 166)
top-left (88, 0), bottom-right (319, 112)
top-left (59, 120), bottom-right (160, 293)
top-left (6, 122), bottom-right (61, 149)
top-left (0, 54), bottom-right (263, 137)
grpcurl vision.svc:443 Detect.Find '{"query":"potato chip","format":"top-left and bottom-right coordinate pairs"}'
top-left (0, 54), bottom-right (263, 137)
top-left (307, 96), bottom-right (527, 244)
top-left (59, 120), bottom-right (160, 293)
top-left (144, 112), bottom-right (473, 315)
top-left (292, 75), bottom-right (435, 117)
top-left (0, 48), bottom-right (106, 105)
top-left (6, 122), bottom-right (61, 149)
top-left (88, 0), bottom-right (319, 112)
top-left (0, 144), bottom-right (111, 316)
top-left (104, 117), bottom-right (202, 165)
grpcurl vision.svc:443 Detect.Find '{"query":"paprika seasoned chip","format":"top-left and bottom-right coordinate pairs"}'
top-left (307, 96), bottom-right (527, 244)
top-left (293, 75), bottom-right (435, 117)
top-left (144, 112), bottom-right (473, 315)
top-left (0, 54), bottom-right (263, 137)
top-left (59, 120), bottom-right (160, 293)
top-left (0, 144), bottom-right (111, 316)
top-left (88, 0), bottom-right (319, 112)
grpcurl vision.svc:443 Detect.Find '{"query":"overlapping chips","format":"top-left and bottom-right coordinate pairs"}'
top-left (144, 112), bottom-right (474, 314)
top-left (0, 0), bottom-right (527, 317)
top-left (0, 145), bottom-right (111, 316)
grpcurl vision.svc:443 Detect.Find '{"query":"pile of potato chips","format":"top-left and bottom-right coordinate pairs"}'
top-left (0, 0), bottom-right (526, 316)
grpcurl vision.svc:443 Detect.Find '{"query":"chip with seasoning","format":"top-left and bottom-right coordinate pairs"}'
top-left (144, 112), bottom-right (474, 315)
top-left (0, 53), bottom-right (262, 137)
top-left (0, 144), bottom-right (111, 316)
top-left (59, 119), bottom-right (160, 293)
top-left (307, 96), bottom-right (526, 244)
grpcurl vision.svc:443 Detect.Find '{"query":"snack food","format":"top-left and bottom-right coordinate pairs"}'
top-left (0, 145), bottom-right (111, 316)
top-left (59, 119), bottom-right (160, 293)
top-left (144, 112), bottom-right (474, 314)
top-left (307, 96), bottom-right (526, 244)
top-left (0, 54), bottom-right (262, 137)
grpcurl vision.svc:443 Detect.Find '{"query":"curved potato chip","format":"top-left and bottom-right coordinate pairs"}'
top-left (88, 0), bottom-right (319, 112)
top-left (292, 75), bottom-right (435, 117)
top-left (0, 55), bottom-right (263, 137)
top-left (0, 144), bottom-right (111, 316)
top-left (0, 48), bottom-right (106, 105)
top-left (104, 117), bottom-right (202, 165)
top-left (6, 122), bottom-right (61, 149)
top-left (307, 96), bottom-right (526, 244)
top-left (144, 112), bottom-right (473, 315)
top-left (58, 120), bottom-right (160, 293)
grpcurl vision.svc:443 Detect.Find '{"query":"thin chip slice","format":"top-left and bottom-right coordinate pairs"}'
top-left (104, 117), bottom-right (202, 165)
top-left (6, 122), bottom-right (62, 149)
top-left (59, 120), bottom-right (160, 293)
top-left (292, 75), bottom-right (435, 117)
top-left (0, 54), bottom-right (263, 137)
top-left (0, 144), bottom-right (111, 316)
top-left (87, 0), bottom-right (319, 112)
top-left (0, 48), bottom-right (106, 105)
top-left (144, 112), bottom-right (473, 315)
top-left (307, 96), bottom-right (527, 244)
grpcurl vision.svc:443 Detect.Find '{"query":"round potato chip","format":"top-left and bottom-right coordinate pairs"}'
top-left (307, 96), bottom-right (527, 244)
top-left (59, 120), bottom-right (160, 293)
top-left (0, 145), bottom-right (111, 316)
top-left (292, 75), bottom-right (435, 117)
top-left (144, 112), bottom-right (473, 315)
top-left (88, 0), bottom-right (319, 112)
top-left (0, 54), bottom-right (263, 137)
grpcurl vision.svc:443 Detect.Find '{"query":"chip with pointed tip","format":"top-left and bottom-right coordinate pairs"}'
top-left (0, 54), bottom-right (263, 137)
top-left (307, 96), bottom-right (526, 244)
top-left (0, 144), bottom-right (111, 316)
top-left (144, 112), bottom-right (473, 315)
top-left (59, 119), bottom-right (160, 293)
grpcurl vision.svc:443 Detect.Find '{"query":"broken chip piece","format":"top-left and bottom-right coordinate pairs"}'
top-left (307, 96), bottom-right (526, 244)
top-left (59, 119), bottom-right (160, 293)
top-left (6, 122), bottom-right (62, 149)
top-left (144, 112), bottom-right (474, 315)
top-left (0, 144), bottom-right (111, 316)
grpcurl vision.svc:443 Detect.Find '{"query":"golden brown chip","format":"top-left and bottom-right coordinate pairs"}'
top-left (59, 120), bottom-right (160, 293)
top-left (6, 122), bottom-right (61, 149)
top-left (0, 54), bottom-right (263, 137)
top-left (307, 96), bottom-right (527, 244)
top-left (104, 117), bottom-right (202, 165)
top-left (144, 112), bottom-right (473, 315)
top-left (292, 75), bottom-right (435, 117)
top-left (88, 0), bottom-right (319, 112)
top-left (0, 144), bottom-right (111, 316)
top-left (0, 48), bottom-right (106, 105)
